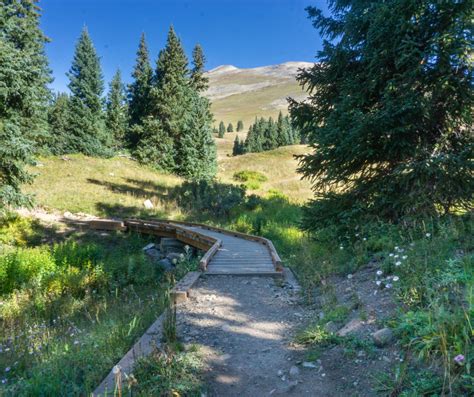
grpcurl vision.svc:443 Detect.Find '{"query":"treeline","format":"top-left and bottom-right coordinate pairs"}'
top-left (232, 112), bottom-right (301, 156)
top-left (49, 27), bottom-right (216, 180)
top-left (1, 0), bottom-right (216, 214)
top-left (214, 120), bottom-right (244, 138)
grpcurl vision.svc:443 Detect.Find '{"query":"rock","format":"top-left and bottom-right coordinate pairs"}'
top-left (324, 321), bottom-right (339, 334)
top-left (372, 328), bottom-right (394, 347)
top-left (277, 370), bottom-right (284, 377)
top-left (302, 361), bottom-right (317, 368)
top-left (157, 258), bottom-right (174, 271)
top-left (221, 324), bottom-right (231, 332)
top-left (167, 252), bottom-right (185, 263)
top-left (160, 238), bottom-right (185, 254)
top-left (289, 365), bottom-right (300, 379)
top-left (276, 380), bottom-right (298, 394)
top-left (143, 199), bottom-right (154, 209)
top-left (142, 243), bottom-right (155, 251)
top-left (145, 248), bottom-right (162, 260)
top-left (337, 318), bottom-right (364, 336)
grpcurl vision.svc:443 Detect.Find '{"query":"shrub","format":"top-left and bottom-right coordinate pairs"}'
top-left (233, 170), bottom-right (268, 183)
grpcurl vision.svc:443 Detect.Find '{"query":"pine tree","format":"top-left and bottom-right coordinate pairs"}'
top-left (1, 0), bottom-right (51, 209)
top-left (290, 0), bottom-right (474, 226)
top-left (227, 123), bottom-right (234, 133)
top-left (127, 33), bottom-right (152, 148)
top-left (232, 135), bottom-right (240, 156)
top-left (190, 44), bottom-right (209, 92)
top-left (218, 121), bottom-right (226, 138)
top-left (67, 27), bottom-right (108, 155)
top-left (106, 69), bottom-right (128, 150)
top-left (47, 93), bottom-right (70, 154)
top-left (236, 120), bottom-right (244, 132)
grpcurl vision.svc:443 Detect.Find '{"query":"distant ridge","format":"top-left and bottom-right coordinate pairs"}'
top-left (204, 61), bottom-right (312, 126)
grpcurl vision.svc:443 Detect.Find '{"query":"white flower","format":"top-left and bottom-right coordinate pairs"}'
top-left (385, 283), bottom-right (392, 289)
top-left (426, 233), bottom-right (431, 238)
top-left (376, 280), bottom-right (382, 286)
top-left (73, 340), bottom-right (79, 345)
top-left (394, 255), bottom-right (399, 259)
top-left (355, 233), bottom-right (359, 237)
top-left (339, 246), bottom-right (344, 250)
top-left (395, 261), bottom-right (401, 266)
top-left (402, 255), bottom-right (407, 260)
top-left (389, 253), bottom-right (394, 257)
top-left (112, 365), bottom-right (121, 375)
top-left (394, 246), bottom-right (399, 251)
top-left (347, 274), bottom-right (353, 279)
top-left (392, 276), bottom-right (399, 282)
top-left (363, 237), bottom-right (367, 241)
top-left (1, 378), bottom-right (6, 384)
top-left (5, 367), bottom-right (10, 372)
top-left (376, 270), bottom-right (383, 276)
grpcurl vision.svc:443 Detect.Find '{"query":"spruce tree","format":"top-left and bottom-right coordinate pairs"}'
top-left (227, 123), bottom-right (234, 133)
top-left (106, 69), bottom-right (128, 150)
top-left (127, 33), bottom-right (152, 148)
top-left (236, 120), bottom-right (244, 132)
top-left (218, 121), bottom-right (226, 138)
top-left (233, 135), bottom-right (240, 156)
top-left (190, 44), bottom-right (209, 92)
top-left (0, 0), bottom-right (51, 209)
top-left (290, 0), bottom-right (473, 226)
top-left (47, 93), bottom-right (70, 154)
top-left (67, 27), bottom-right (108, 155)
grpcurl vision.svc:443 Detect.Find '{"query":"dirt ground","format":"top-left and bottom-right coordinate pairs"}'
top-left (178, 273), bottom-right (401, 397)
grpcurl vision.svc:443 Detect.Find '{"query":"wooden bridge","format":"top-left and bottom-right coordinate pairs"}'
top-left (90, 218), bottom-right (283, 277)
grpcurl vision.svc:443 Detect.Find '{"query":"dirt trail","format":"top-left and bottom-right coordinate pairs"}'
top-left (178, 276), bottom-right (334, 396)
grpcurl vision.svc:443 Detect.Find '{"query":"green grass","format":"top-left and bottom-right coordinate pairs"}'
top-left (0, 214), bottom-right (199, 396)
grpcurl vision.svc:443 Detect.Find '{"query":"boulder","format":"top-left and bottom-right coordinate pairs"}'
top-left (289, 365), bottom-right (300, 379)
top-left (160, 238), bottom-right (185, 254)
top-left (157, 258), bottom-right (174, 271)
top-left (167, 252), bottom-right (185, 263)
top-left (372, 328), bottom-right (394, 347)
top-left (145, 248), bottom-right (162, 260)
top-left (337, 318), bottom-right (364, 337)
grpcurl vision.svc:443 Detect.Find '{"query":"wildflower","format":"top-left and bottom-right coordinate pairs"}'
top-left (339, 246), bottom-right (344, 250)
top-left (394, 254), bottom-right (399, 259)
top-left (1, 378), bottom-right (6, 384)
top-left (385, 283), bottom-right (392, 289)
top-left (73, 340), bottom-right (79, 345)
top-left (395, 261), bottom-right (401, 266)
top-left (355, 233), bottom-right (359, 237)
top-left (363, 238), bottom-right (367, 241)
top-left (389, 253), bottom-right (394, 257)
top-left (347, 274), bottom-right (353, 280)
top-left (4, 367), bottom-right (10, 373)
top-left (394, 246), bottom-right (399, 251)
top-left (454, 354), bottom-right (465, 365)
top-left (376, 280), bottom-right (382, 286)
top-left (402, 255), bottom-right (407, 260)
top-left (113, 365), bottom-right (121, 375)
top-left (172, 258), bottom-right (177, 265)
top-left (376, 270), bottom-right (383, 276)
top-left (392, 276), bottom-right (399, 282)
top-left (426, 233), bottom-right (431, 238)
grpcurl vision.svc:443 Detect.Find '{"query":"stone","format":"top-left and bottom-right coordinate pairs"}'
top-left (337, 318), bottom-right (364, 337)
top-left (142, 243), bottom-right (155, 251)
top-left (157, 258), bottom-right (174, 271)
top-left (302, 361), bottom-right (317, 368)
top-left (160, 238), bottom-right (185, 254)
top-left (372, 328), bottom-right (394, 347)
top-left (277, 370), bottom-right (284, 377)
top-left (323, 321), bottom-right (339, 334)
top-left (167, 252), bottom-right (185, 263)
top-left (145, 248), bottom-right (162, 260)
top-left (289, 365), bottom-right (300, 379)
top-left (143, 199), bottom-right (154, 209)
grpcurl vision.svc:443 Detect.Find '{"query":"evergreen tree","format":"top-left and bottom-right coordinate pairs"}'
top-left (218, 121), bottom-right (226, 138)
top-left (127, 33), bottom-right (152, 148)
top-left (290, 1), bottom-right (473, 226)
top-left (106, 69), bottom-right (128, 150)
top-left (67, 27), bottom-right (108, 155)
top-left (47, 93), bottom-right (70, 154)
top-left (190, 44), bottom-right (209, 92)
top-left (0, 0), bottom-right (51, 209)
top-left (236, 120), bottom-right (244, 132)
top-left (232, 135), bottom-right (240, 156)
top-left (227, 122), bottom-right (234, 133)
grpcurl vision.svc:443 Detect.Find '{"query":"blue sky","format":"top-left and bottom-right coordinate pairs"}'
top-left (40, 0), bottom-right (329, 93)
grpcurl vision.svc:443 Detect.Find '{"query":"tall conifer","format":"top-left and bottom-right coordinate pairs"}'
top-left (190, 44), bottom-right (209, 92)
top-left (67, 27), bottom-right (108, 155)
top-left (47, 93), bottom-right (70, 154)
top-left (0, 0), bottom-right (51, 209)
top-left (106, 69), bottom-right (128, 150)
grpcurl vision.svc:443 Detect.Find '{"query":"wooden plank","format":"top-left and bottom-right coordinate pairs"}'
top-left (170, 271), bottom-right (201, 304)
top-left (89, 219), bottom-right (127, 231)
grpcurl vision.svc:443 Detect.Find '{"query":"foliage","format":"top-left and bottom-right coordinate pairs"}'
top-left (47, 92), bottom-right (71, 155)
top-left (132, 347), bottom-right (203, 396)
top-left (190, 44), bottom-right (209, 92)
top-left (232, 135), bottom-right (245, 156)
top-left (218, 121), bottom-right (226, 138)
top-left (227, 122), bottom-right (234, 133)
top-left (290, 0), bottom-right (474, 227)
top-left (66, 27), bottom-right (109, 156)
top-left (237, 112), bottom-right (300, 156)
top-left (173, 180), bottom-right (246, 218)
top-left (127, 33), bottom-right (153, 148)
top-left (105, 69), bottom-right (128, 150)
top-left (233, 170), bottom-right (268, 190)
top-left (236, 120), bottom-right (244, 132)
top-left (0, 0), bottom-right (51, 210)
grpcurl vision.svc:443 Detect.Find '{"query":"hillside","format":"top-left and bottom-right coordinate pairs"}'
top-left (205, 61), bottom-right (312, 128)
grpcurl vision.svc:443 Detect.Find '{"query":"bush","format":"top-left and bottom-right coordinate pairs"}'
top-left (173, 180), bottom-right (246, 217)
top-left (233, 170), bottom-right (268, 183)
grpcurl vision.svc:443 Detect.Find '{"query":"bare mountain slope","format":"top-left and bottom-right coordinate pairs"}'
top-left (205, 61), bottom-right (312, 127)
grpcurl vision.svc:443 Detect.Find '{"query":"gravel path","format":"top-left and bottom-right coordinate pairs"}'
top-left (178, 275), bottom-right (332, 396)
